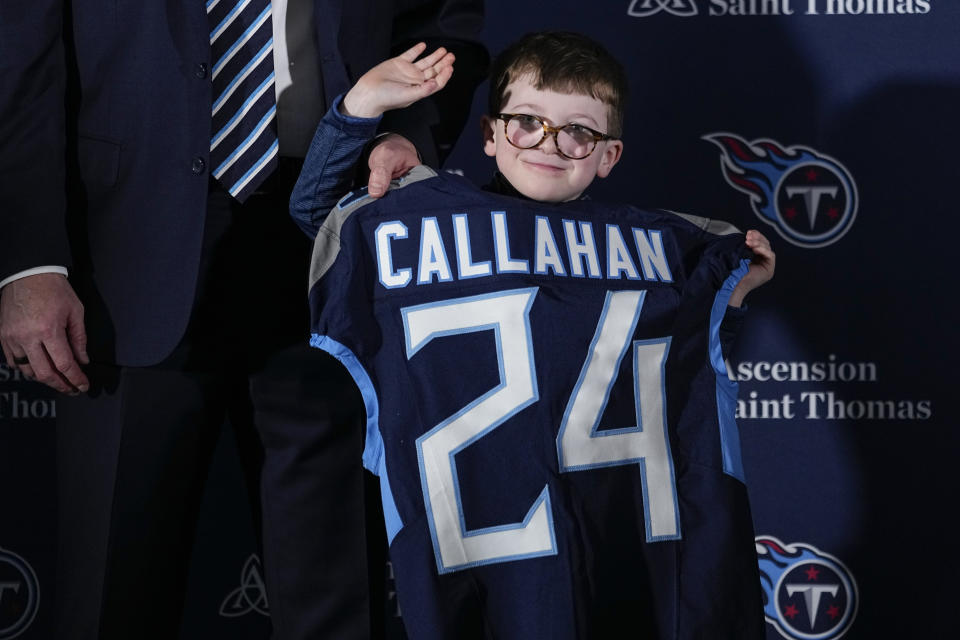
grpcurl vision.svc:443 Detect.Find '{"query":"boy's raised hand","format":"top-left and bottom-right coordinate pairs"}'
top-left (343, 43), bottom-right (455, 119)
top-left (729, 229), bottom-right (776, 308)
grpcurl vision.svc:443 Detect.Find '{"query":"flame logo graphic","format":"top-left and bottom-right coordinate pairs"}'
top-left (756, 536), bottom-right (858, 640)
top-left (704, 133), bottom-right (858, 248)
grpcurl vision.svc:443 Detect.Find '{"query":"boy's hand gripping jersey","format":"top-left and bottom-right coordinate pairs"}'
top-left (308, 167), bottom-right (765, 640)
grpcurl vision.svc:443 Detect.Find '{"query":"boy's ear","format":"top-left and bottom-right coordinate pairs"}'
top-left (595, 140), bottom-right (623, 179)
top-left (481, 115), bottom-right (497, 157)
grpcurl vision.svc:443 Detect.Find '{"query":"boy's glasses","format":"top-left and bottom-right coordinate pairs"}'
top-left (496, 113), bottom-right (615, 160)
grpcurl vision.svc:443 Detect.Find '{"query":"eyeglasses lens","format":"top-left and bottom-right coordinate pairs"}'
top-left (557, 126), bottom-right (595, 159)
top-left (504, 116), bottom-right (596, 159)
top-left (505, 116), bottom-right (544, 149)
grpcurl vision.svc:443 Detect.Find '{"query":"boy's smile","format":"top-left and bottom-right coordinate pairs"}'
top-left (483, 77), bottom-right (623, 203)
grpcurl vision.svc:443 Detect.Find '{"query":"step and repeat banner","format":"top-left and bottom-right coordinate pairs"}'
top-left (2, 2), bottom-right (957, 639)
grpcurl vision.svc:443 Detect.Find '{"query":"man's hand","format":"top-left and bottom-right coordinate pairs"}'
top-left (342, 42), bottom-right (455, 119)
top-left (0, 273), bottom-right (89, 393)
top-left (729, 230), bottom-right (776, 308)
top-left (366, 134), bottom-right (421, 198)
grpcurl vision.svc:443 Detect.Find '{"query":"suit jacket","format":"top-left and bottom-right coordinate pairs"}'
top-left (0, 0), bottom-right (486, 366)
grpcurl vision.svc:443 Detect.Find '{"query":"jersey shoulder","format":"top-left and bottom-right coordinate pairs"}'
top-left (311, 167), bottom-right (481, 287)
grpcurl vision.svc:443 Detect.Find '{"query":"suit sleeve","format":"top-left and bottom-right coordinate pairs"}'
top-left (379, 0), bottom-right (488, 168)
top-left (0, 0), bottom-right (72, 280)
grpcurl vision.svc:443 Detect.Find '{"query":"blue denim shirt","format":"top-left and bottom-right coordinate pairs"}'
top-left (289, 94), bottom-right (382, 238)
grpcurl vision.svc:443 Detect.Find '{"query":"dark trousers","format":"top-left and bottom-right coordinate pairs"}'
top-left (55, 178), bottom-right (371, 639)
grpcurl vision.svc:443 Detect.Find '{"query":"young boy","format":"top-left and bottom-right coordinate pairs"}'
top-left (290, 34), bottom-right (772, 301)
top-left (295, 32), bottom-right (772, 640)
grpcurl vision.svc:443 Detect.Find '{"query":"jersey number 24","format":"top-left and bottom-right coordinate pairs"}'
top-left (401, 287), bottom-right (680, 574)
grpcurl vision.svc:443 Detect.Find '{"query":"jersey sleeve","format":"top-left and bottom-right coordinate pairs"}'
top-left (307, 171), bottom-right (440, 543)
top-left (697, 230), bottom-right (752, 482)
top-left (719, 304), bottom-right (747, 360)
top-left (308, 191), bottom-right (385, 474)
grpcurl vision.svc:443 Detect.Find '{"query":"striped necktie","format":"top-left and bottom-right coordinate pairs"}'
top-left (207, 0), bottom-right (279, 202)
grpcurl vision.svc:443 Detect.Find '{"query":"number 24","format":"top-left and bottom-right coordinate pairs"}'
top-left (402, 287), bottom-right (680, 574)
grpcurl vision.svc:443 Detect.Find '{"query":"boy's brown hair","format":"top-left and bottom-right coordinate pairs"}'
top-left (488, 31), bottom-right (629, 137)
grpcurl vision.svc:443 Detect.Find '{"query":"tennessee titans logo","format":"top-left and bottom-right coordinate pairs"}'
top-left (704, 133), bottom-right (858, 248)
top-left (219, 554), bottom-right (270, 618)
top-left (627, 0), bottom-right (699, 17)
top-left (757, 536), bottom-right (858, 640)
top-left (0, 547), bottom-right (40, 640)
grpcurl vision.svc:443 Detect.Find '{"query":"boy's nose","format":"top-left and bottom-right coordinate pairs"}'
top-left (538, 132), bottom-right (560, 155)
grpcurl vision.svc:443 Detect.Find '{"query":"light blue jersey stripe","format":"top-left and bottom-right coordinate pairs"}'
top-left (310, 334), bottom-right (403, 542)
top-left (709, 258), bottom-right (751, 482)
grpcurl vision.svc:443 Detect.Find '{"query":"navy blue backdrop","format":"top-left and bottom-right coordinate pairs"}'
top-left (2, 2), bottom-right (957, 639)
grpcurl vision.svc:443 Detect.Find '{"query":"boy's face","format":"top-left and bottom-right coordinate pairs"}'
top-left (482, 76), bottom-right (623, 203)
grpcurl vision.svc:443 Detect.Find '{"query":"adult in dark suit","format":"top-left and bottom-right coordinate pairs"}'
top-left (0, 1), bottom-right (486, 638)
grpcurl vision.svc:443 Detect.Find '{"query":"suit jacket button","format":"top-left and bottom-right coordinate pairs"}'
top-left (195, 63), bottom-right (208, 79)
top-left (192, 157), bottom-right (206, 174)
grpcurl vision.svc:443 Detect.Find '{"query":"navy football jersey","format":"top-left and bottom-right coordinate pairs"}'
top-left (308, 167), bottom-right (764, 640)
